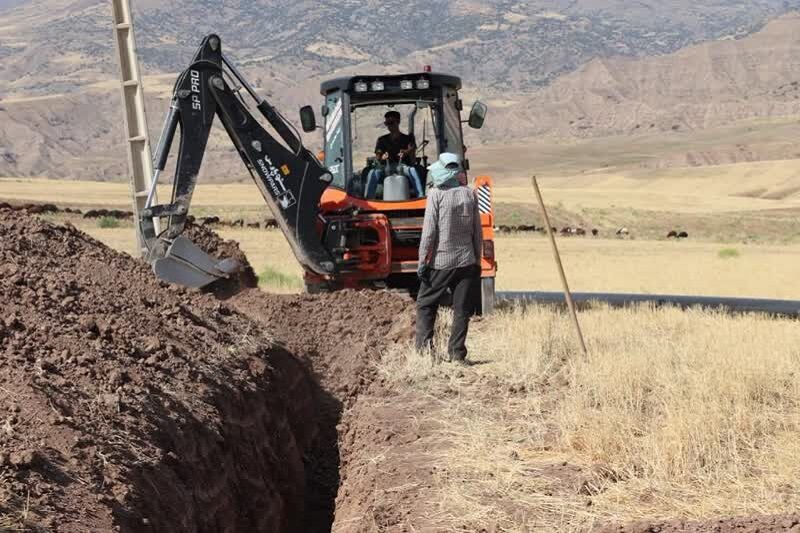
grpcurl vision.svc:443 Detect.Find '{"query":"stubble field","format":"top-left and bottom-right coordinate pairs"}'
top-left (3, 174), bottom-right (800, 298)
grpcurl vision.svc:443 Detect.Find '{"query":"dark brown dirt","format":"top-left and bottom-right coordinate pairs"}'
top-left (595, 515), bottom-right (800, 532)
top-left (0, 206), bottom-right (414, 532)
top-left (331, 388), bottom-right (447, 532)
top-left (231, 288), bottom-right (414, 402)
top-left (230, 289), bottom-right (415, 531)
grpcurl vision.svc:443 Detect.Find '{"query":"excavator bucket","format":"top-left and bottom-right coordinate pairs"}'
top-left (152, 236), bottom-right (240, 288)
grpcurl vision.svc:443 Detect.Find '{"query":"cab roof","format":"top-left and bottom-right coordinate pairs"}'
top-left (320, 72), bottom-right (462, 95)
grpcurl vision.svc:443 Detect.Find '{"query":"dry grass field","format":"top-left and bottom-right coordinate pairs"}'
top-left (36, 215), bottom-right (800, 298)
top-left (377, 304), bottom-right (800, 530)
top-left (0, 179), bottom-right (270, 220)
top-left (4, 168), bottom-right (799, 298)
top-left (496, 235), bottom-right (800, 298)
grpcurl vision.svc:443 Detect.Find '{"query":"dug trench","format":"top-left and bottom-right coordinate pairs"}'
top-left (0, 207), bottom-right (413, 532)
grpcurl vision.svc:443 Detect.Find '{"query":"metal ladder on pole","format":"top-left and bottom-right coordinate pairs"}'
top-left (111, 0), bottom-right (157, 257)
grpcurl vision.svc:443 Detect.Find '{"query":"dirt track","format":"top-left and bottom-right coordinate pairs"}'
top-left (1, 206), bottom-right (798, 532)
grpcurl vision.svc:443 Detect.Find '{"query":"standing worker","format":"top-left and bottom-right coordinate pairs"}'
top-left (416, 152), bottom-right (482, 364)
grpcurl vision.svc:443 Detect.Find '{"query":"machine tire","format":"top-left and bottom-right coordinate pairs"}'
top-left (479, 276), bottom-right (495, 315)
top-left (304, 281), bottom-right (332, 294)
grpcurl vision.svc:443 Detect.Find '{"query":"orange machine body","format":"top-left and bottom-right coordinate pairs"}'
top-left (302, 71), bottom-right (496, 311)
top-left (305, 175), bottom-right (497, 291)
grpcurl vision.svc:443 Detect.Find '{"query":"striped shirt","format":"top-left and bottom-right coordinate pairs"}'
top-left (418, 185), bottom-right (482, 270)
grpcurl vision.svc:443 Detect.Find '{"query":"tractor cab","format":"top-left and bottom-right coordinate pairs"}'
top-left (298, 71), bottom-right (495, 313)
top-left (300, 72), bottom-right (487, 204)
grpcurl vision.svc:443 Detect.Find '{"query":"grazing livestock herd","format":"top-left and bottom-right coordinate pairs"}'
top-left (493, 224), bottom-right (690, 240)
top-left (666, 230), bottom-right (690, 239)
top-left (492, 224), bottom-right (603, 236)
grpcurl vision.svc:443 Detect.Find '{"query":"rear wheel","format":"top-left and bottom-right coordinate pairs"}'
top-left (478, 276), bottom-right (495, 315)
top-left (304, 280), bottom-right (336, 294)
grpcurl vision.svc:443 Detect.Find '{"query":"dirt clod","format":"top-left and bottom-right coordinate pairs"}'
top-left (183, 221), bottom-right (258, 297)
top-left (9, 449), bottom-right (38, 468)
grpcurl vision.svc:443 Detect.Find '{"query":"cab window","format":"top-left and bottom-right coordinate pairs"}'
top-left (346, 102), bottom-right (440, 201)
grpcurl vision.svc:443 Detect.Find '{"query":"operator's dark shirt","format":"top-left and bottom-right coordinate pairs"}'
top-left (375, 132), bottom-right (416, 165)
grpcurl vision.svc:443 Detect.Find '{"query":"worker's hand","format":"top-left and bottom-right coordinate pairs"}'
top-left (417, 263), bottom-right (431, 284)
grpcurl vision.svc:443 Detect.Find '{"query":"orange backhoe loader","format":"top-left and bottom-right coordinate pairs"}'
top-left (134, 34), bottom-right (497, 313)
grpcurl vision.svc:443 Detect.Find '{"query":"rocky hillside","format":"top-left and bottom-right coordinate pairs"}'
top-left (484, 13), bottom-right (800, 141)
top-left (3, 1), bottom-right (800, 179)
top-left (1, 0), bottom-right (798, 97)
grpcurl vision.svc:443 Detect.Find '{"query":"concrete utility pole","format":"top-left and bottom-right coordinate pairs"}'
top-left (111, 0), bottom-right (156, 257)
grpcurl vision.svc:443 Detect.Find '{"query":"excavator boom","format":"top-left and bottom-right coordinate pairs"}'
top-left (140, 34), bottom-right (335, 287)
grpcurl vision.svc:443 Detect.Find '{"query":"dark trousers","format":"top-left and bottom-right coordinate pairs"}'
top-left (415, 264), bottom-right (480, 360)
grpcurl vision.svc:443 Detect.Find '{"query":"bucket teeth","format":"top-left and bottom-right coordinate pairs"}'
top-left (152, 236), bottom-right (240, 288)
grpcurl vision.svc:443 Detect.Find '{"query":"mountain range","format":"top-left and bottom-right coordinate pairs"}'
top-left (3, 0), bottom-right (799, 97)
top-left (2, 0), bottom-right (800, 179)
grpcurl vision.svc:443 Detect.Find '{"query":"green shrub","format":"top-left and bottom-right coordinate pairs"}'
top-left (257, 266), bottom-right (302, 290)
top-left (718, 248), bottom-right (740, 259)
top-left (98, 216), bottom-right (120, 228)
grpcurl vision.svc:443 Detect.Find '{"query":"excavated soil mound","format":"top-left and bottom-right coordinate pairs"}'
top-left (231, 289), bottom-right (414, 400)
top-left (0, 208), bottom-right (415, 532)
top-left (181, 228), bottom-right (416, 530)
top-left (0, 208), bottom-right (321, 532)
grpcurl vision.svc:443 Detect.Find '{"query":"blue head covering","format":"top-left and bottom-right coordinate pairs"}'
top-left (427, 152), bottom-right (462, 189)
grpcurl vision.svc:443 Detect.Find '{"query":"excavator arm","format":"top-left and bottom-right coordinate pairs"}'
top-left (140, 34), bottom-right (336, 287)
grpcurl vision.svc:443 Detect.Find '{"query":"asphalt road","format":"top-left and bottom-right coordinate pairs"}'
top-left (497, 291), bottom-right (800, 318)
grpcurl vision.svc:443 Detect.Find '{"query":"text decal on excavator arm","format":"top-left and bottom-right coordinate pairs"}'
top-left (190, 70), bottom-right (201, 110)
top-left (257, 155), bottom-right (296, 210)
